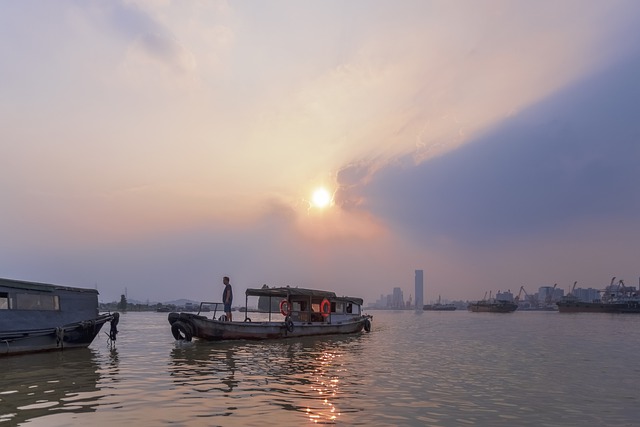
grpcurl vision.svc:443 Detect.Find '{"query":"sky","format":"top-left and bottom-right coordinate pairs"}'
top-left (2, 0), bottom-right (640, 305)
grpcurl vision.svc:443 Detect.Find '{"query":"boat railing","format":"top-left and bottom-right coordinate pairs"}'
top-left (197, 302), bottom-right (224, 318)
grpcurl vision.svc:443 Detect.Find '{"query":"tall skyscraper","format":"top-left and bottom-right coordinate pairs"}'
top-left (415, 270), bottom-right (424, 309)
top-left (392, 287), bottom-right (404, 308)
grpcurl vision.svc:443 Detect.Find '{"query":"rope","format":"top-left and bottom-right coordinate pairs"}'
top-left (107, 312), bottom-right (119, 343)
top-left (55, 326), bottom-right (64, 349)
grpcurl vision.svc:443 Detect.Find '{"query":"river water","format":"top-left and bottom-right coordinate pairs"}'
top-left (1, 310), bottom-right (639, 426)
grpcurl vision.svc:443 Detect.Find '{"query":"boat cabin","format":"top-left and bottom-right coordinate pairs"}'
top-left (0, 277), bottom-right (100, 332)
top-left (247, 286), bottom-right (363, 324)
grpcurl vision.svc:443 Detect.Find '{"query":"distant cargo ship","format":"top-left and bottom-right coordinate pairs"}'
top-left (557, 277), bottom-right (640, 313)
top-left (423, 296), bottom-right (457, 311)
top-left (468, 298), bottom-right (518, 313)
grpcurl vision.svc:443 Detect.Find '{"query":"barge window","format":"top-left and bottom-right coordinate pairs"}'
top-left (0, 292), bottom-right (9, 309)
top-left (333, 302), bottom-right (344, 313)
top-left (16, 293), bottom-right (60, 311)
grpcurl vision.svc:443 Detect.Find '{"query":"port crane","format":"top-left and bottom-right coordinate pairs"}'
top-left (515, 286), bottom-right (523, 303)
top-left (602, 277), bottom-right (617, 302)
top-left (569, 281), bottom-right (577, 296)
top-left (515, 286), bottom-right (537, 307)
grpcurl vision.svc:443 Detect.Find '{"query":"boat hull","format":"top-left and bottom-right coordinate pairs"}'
top-left (0, 313), bottom-right (118, 356)
top-left (168, 312), bottom-right (369, 341)
top-left (467, 302), bottom-right (518, 313)
top-left (423, 305), bottom-right (457, 311)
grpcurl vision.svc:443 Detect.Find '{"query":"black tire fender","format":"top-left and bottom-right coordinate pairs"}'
top-left (364, 318), bottom-right (371, 332)
top-left (285, 317), bottom-right (294, 333)
top-left (171, 321), bottom-right (193, 341)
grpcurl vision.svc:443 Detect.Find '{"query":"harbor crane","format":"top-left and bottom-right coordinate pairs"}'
top-left (515, 286), bottom-right (524, 303)
top-left (569, 281), bottom-right (577, 296)
top-left (516, 286), bottom-right (537, 307)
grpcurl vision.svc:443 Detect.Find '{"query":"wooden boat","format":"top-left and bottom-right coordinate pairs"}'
top-left (0, 277), bottom-right (119, 356)
top-left (167, 286), bottom-right (372, 341)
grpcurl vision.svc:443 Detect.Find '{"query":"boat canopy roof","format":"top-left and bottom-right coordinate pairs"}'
top-left (0, 277), bottom-right (99, 294)
top-left (246, 286), bottom-right (363, 305)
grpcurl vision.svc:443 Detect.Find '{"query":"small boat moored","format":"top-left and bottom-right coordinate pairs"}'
top-left (0, 277), bottom-right (119, 356)
top-left (168, 286), bottom-right (372, 342)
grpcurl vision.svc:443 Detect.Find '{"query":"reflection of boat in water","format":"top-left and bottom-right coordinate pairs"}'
top-left (1, 348), bottom-right (101, 424)
top-left (168, 286), bottom-right (373, 341)
top-left (0, 277), bottom-right (120, 356)
top-left (557, 277), bottom-right (640, 313)
top-left (468, 292), bottom-right (518, 313)
top-left (423, 295), bottom-right (457, 311)
top-left (169, 341), bottom-right (239, 392)
top-left (518, 305), bottom-right (557, 311)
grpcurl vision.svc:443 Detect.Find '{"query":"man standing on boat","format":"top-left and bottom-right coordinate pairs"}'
top-left (222, 276), bottom-right (233, 322)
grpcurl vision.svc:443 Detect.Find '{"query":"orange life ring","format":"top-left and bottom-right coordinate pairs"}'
top-left (320, 298), bottom-right (331, 318)
top-left (280, 299), bottom-right (292, 317)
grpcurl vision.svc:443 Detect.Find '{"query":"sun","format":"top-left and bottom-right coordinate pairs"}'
top-left (311, 187), bottom-right (332, 208)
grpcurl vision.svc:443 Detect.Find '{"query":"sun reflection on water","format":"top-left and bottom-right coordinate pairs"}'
top-left (306, 350), bottom-right (342, 424)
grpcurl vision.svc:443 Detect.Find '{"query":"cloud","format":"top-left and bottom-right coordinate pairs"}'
top-left (128, 32), bottom-right (196, 74)
top-left (353, 51), bottom-right (640, 248)
top-left (77, 1), bottom-right (199, 84)
top-left (78, 0), bottom-right (236, 82)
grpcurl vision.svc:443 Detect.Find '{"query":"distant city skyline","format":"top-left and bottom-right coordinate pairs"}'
top-left (104, 277), bottom-right (632, 311)
top-left (367, 274), bottom-right (634, 309)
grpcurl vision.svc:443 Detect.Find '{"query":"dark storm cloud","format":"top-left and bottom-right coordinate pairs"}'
top-left (356, 53), bottom-right (640, 246)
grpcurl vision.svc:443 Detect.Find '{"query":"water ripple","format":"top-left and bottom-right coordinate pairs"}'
top-left (2, 311), bottom-right (640, 425)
